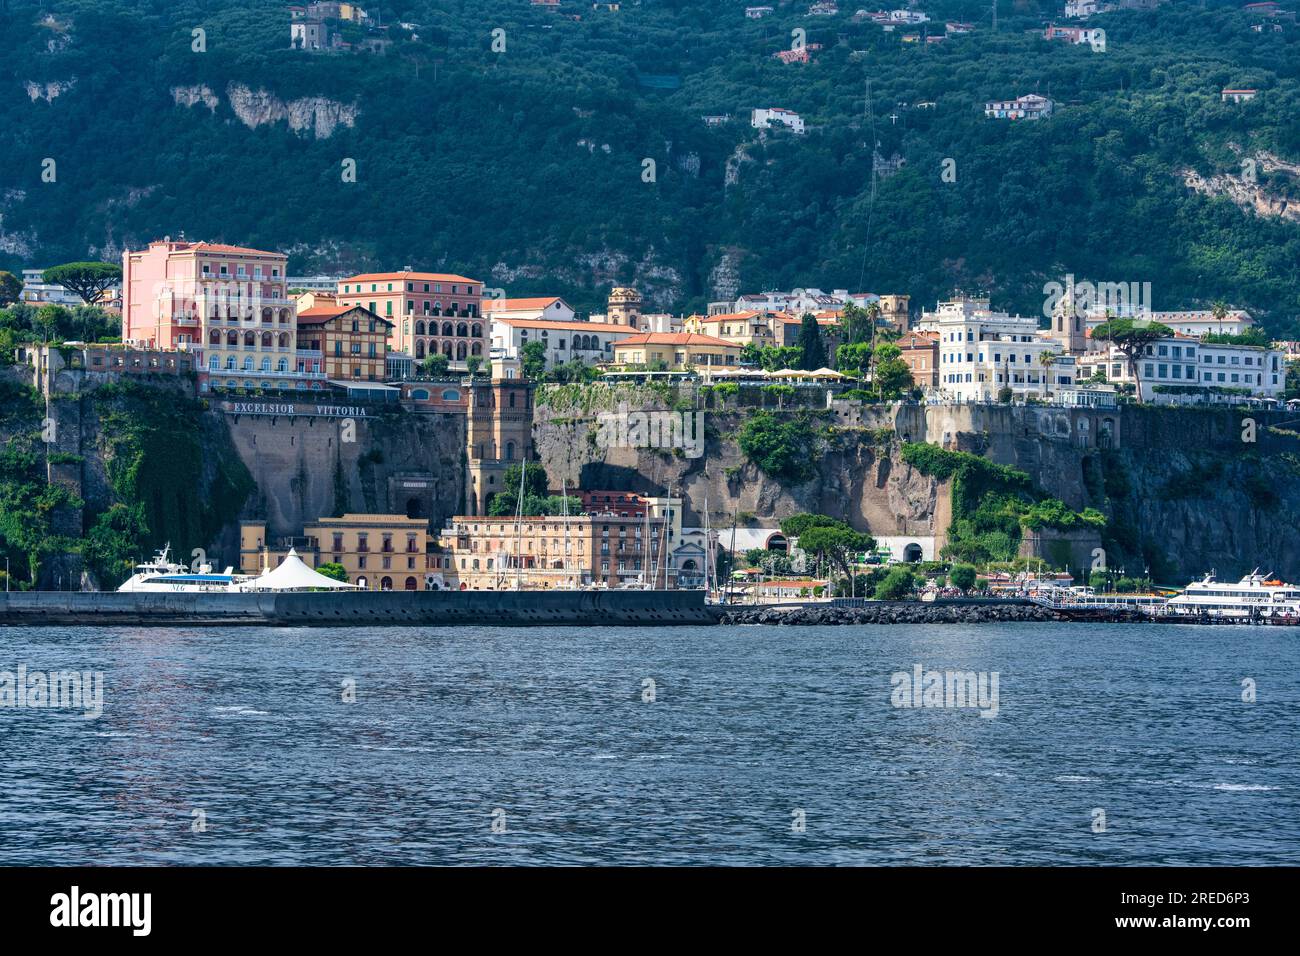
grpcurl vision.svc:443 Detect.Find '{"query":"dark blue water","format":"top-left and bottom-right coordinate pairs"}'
top-left (1, 623), bottom-right (1296, 865)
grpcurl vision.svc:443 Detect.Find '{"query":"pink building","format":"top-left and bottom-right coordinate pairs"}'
top-left (121, 239), bottom-right (312, 392)
top-left (336, 270), bottom-right (485, 365)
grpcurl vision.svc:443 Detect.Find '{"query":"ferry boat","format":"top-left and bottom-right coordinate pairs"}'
top-left (1164, 571), bottom-right (1300, 622)
top-left (116, 545), bottom-right (250, 593)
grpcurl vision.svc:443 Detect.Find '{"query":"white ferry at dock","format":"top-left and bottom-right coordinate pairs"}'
top-left (116, 546), bottom-right (251, 593)
top-left (1163, 571), bottom-right (1300, 622)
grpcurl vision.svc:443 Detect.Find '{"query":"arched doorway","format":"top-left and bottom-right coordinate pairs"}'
top-left (404, 577), bottom-right (418, 591)
top-left (903, 543), bottom-right (923, 563)
top-left (380, 576), bottom-right (393, 591)
top-left (406, 497), bottom-right (423, 519)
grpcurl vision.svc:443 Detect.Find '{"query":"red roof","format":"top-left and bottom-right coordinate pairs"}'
top-left (482, 297), bottom-right (568, 312)
top-left (189, 242), bottom-right (286, 258)
top-left (342, 270), bottom-right (481, 285)
top-left (490, 317), bottom-right (633, 333)
top-left (614, 332), bottom-right (738, 348)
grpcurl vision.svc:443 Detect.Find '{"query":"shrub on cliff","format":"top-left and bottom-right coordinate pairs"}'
top-left (738, 412), bottom-right (818, 484)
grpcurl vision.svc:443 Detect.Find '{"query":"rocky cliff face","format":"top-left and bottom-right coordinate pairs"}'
top-left (534, 388), bottom-right (1300, 581)
top-left (171, 83), bottom-right (358, 139)
top-left (225, 84), bottom-right (358, 139)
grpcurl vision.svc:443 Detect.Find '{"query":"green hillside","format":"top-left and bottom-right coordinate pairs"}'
top-left (2, 0), bottom-right (1299, 331)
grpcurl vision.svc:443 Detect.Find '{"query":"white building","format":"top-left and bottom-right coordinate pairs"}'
top-left (752, 108), bottom-right (805, 134)
top-left (287, 274), bottom-right (344, 293)
top-left (1064, 0), bottom-right (1112, 17)
top-left (984, 94), bottom-right (1055, 120)
top-left (808, 2), bottom-right (839, 14)
top-left (19, 268), bottom-right (95, 307)
top-left (482, 296), bottom-right (576, 324)
top-left (1078, 338), bottom-right (1285, 403)
top-left (745, 6), bottom-right (775, 17)
top-left (489, 315), bottom-right (635, 369)
top-left (1084, 308), bottom-right (1254, 338)
top-left (925, 298), bottom-right (1074, 401)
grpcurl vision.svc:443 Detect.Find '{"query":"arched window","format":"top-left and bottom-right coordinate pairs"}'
top-left (433, 302), bottom-right (443, 315)
top-left (404, 577), bottom-right (417, 591)
top-left (225, 357), bottom-right (236, 370)
top-left (441, 322), bottom-right (453, 337)
top-left (505, 441), bottom-right (515, 461)
top-left (380, 576), bottom-right (393, 591)
top-left (441, 389), bottom-right (460, 401)
top-left (261, 357), bottom-right (271, 371)
top-left (279, 332), bottom-right (289, 348)
top-left (410, 388), bottom-right (430, 400)
top-left (456, 342), bottom-right (467, 360)
top-left (415, 320), bottom-right (425, 336)
top-left (261, 332), bottom-right (273, 347)
top-left (442, 341), bottom-right (453, 357)
top-left (262, 308), bottom-right (272, 322)
top-left (471, 323), bottom-right (481, 337)
top-left (456, 323), bottom-right (468, 337)
top-left (471, 342), bottom-right (482, 356)
top-left (243, 357), bottom-right (254, 371)
top-left (277, 358), bottom-right (287, 372)
top-left (209, 356), bottom-right (220, 370)
top-left (278, 309), bottom-right (289, 324)
top-left (226, 330), bottom-right (239, 346)
top-left (244, 332), bottom-right (256, 347)
top-left (209, 329), bottom-right (221, 345)
top-left (415, 340), bottom-right (425, 359)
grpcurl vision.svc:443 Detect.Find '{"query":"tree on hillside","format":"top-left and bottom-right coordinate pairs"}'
top-left (836, 341), bottom-right (872, 378)
top-left (0, 271), bottom-right (20, 306)
top-left (1038, 350), bottom-right (1057, 398)
top-left (317, 563), bottom-right (349, 583)
top-left (796, 313), bottom-right (826, 370)
top-left (43, 262), bottom-right (121, 306)
top-left (871, 343), bottom-right (913, 400)
top-left (779, 513), bottom-right (844, 538)
top-left (840, 303), bottom-right (872, 345)
top-left (521, 340), bottom-right (547, 380)
top-left (1091, 317), bottom-right (1174, 400)
top-left (419, 353), bottom-right (450, 376)
top-left (797, 523), bottom-right (874, 579)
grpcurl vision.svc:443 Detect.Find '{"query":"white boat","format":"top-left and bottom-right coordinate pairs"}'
top-left (116, 545), bottom-right (251, 593)
top-left (1165, 571), bottom-right (1300, 621)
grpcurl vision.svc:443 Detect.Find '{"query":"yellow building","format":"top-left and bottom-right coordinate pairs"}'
top-left (438, 496), bottom-right (683, 590)
top-left (240, 514), bottom-right (432, 590)
top-left (682, 311), bottom-right (777, 348)
top-left (609, 332), bottom-right (741, 371)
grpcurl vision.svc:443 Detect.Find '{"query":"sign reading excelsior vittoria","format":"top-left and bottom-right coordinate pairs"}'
top-left (221, 401), bottom-right (370, 419)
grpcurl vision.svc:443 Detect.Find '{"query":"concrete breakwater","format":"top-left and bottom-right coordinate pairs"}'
top-left (718, 601), bottom-right (1143, 626)
top-left (0, 589), bottom-right (716, 627)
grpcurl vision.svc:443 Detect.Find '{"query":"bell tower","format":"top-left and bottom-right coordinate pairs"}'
top-left (607, 287), bottom-right (642, 329)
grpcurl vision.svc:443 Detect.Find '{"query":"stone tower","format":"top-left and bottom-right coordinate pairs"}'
top-left (607, 287), bottom-right (642, 329)
top-left (1050, 288), bottom-right (1087, 354)
top-left (465, 364), bottom-right (535, 517)
top-left (876, 294), bottom-right (911, 332)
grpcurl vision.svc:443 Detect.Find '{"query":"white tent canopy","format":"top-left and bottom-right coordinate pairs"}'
top-left (242, 549), bottom-right (361, 591)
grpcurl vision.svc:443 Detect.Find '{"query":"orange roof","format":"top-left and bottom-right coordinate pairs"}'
top-left (614, 332), bottom-right (738, 348)
top-left (297, 305), bottom-right (349, 318)
top-left (490, 317), bottom-right (633, 333)
top-left (692, 311), bottom-right (767, 323)
top-left (189, 242), bottom-right (286, 258)
top-left (483, 297), bottom-right (567, 312)
top-left (342, 270), bottom-right (481, 285)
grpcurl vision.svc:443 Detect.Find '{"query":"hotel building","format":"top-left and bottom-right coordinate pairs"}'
top-left (336, 270), bottom-right (485, 365)
top-left (923, 297), bottom-right (1073, 401)
top-left (121, 239), bottom-right (304, 392)
top-left (1078, 337), bottom-right (1285, 403)
top-left (296, 304), bottom-right (392, 382)
top-left (437, 494), bottom-right (683, 590)
top-left (240, 513), bottom-right (434, 591)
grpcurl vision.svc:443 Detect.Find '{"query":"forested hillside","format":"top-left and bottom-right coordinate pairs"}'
top-left (2, 0), bottom-right (1299, 330)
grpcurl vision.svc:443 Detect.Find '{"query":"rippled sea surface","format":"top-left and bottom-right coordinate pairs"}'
top-left (1, 623), bottom-right (1297, 865)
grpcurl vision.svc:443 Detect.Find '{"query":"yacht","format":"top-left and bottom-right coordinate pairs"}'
top-left (116, 545), bottom-right (250, 593)
top-left (1164, 571), bottom-right (1300, 621)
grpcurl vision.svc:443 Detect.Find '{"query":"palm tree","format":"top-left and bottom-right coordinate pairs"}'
top-left (1038, 350), bottom-right (1057, 399)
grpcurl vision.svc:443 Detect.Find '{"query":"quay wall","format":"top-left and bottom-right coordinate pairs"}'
top-left (0, 588), bottom-right (715, 627)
